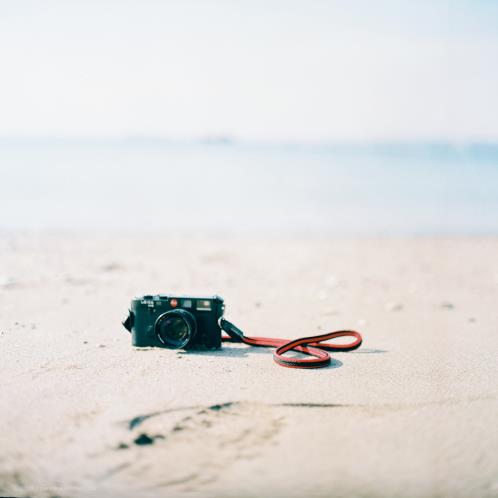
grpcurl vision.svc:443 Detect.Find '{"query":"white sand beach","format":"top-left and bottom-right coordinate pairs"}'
top-left (1, 234), bottom-right (497, 497)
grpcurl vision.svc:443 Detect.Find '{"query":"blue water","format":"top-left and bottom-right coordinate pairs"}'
top-left (1, 139), bottom-right (497, 234)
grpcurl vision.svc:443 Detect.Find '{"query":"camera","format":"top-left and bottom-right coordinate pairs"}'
top-left (122, 294), bottom-right (225, 349)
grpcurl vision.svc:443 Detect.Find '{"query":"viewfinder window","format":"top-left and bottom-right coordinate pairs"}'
top-left (196, 299), bottom-right (212, 311)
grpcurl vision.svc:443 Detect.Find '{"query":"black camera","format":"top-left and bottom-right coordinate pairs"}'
top-left (122, 294), bottom-right (225, 349)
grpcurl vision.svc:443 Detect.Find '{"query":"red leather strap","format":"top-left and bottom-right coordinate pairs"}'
top-left (220, 319), bottom-right (362, 369)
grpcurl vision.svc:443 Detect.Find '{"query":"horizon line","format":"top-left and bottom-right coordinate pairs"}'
top-left (1, 135), bottom-right (498, 148)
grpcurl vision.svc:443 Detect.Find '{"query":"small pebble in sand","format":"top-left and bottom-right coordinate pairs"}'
top-left (134, 433), bottom-right (155, 446)
top-left (385, 302), bottom-right (403, 312)
top-left (83, 341), bottom-right (88, 344)
top-left (254, 301), bottom-right (262, 308)
top-left (441, 302), bottom-right (455, 310)
top-left (324, 275), bottom-right (339, 288)
top-left (96, 344), bottom-right (106, 348)
top-left (468, 317), bottom-right (476, 323)
top-left (101, 262), bottom-right (124, 272)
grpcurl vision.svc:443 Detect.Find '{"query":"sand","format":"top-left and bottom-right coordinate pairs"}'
top-left (1, 234), bottom-right (497, 498)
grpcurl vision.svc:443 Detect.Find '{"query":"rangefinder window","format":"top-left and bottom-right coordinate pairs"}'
top-left (196, 299), bottom-right (212, 311)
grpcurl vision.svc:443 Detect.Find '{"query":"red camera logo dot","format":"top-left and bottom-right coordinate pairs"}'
top-left (170, 299), bottom-right (178, 307)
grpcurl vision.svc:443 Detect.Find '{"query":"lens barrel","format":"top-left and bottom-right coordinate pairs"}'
top-left (154, 309), bottom-right (197, 349)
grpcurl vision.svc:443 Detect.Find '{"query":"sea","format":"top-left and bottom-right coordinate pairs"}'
top-left (1, 138), bottom-right (497, 235)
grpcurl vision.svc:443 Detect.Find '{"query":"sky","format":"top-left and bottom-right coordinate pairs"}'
top-left (0, 0), bottom-right (497, 142)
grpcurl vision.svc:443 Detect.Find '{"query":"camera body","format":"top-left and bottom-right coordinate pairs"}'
top-left (123, 294), bottom-right (225, 349)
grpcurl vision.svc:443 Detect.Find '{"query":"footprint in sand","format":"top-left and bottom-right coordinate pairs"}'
top-left (100, 402), bottom-right (285, 490)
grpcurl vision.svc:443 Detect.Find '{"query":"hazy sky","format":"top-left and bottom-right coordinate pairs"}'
top-left (0, 0), bottom-right (497, 142)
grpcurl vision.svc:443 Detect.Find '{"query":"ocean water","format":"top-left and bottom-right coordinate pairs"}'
top-left (1, 139), bottom-right (497, 235)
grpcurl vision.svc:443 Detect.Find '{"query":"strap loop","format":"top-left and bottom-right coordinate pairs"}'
top-left (220, 318), bottom-right (362, 369)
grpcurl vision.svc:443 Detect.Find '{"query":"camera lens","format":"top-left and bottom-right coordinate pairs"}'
top-left (154, 309), bottom-right (196, 349)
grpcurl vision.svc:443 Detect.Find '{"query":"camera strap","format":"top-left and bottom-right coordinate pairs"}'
top-left (220, 318), bottom-right (362, 369)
